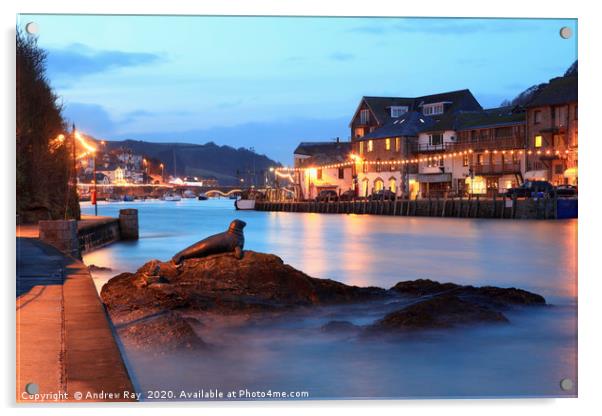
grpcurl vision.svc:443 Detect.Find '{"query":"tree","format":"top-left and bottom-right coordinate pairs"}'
top-left (16, 30), bottom-right (80, 222)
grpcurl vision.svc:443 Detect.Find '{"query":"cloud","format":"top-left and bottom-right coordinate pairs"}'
top-left (62, 102), bottom-right (119, 137)
top-left (349, 19), bottom-right (544, 36)
top-left (46, 43), bottom-right (162, 81)
top-left (329, 52), bottom-right (355, 61)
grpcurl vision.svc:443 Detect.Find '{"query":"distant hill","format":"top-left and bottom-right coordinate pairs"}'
top-left (103, 139), bottom-right (281, 186)
top-left (500, 60), bottom-right (577, 107)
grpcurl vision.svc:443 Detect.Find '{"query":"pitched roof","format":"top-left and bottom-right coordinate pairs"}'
top-left (294, 141), bottom-right (352, 166)
top-left (454, 106), bottom-right (526, 131)
top-left (526, 75), bottom-right (577, 107)
top-left (359, 111), bottom-right (436, 140)
top-left (352, 89), bottom-right (483, 128)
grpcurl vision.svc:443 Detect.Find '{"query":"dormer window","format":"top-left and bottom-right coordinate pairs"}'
top-left (423, 103), bottom-right (445, 116)
top-left (390, 106), bottom-right (408, 118)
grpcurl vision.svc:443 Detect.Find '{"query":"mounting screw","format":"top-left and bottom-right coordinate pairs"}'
top-left (559, 27), bottom-right (572, 39)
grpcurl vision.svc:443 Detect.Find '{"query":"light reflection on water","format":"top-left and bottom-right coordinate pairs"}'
top-left (81, 199), bottom-right (577, 399)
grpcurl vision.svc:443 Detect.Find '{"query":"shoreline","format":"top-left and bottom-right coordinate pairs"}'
top-left (16, 237), bottom-right (136, 403)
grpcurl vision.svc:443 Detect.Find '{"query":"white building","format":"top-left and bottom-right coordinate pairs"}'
top-left (293, 141), bottom-right (353, 200)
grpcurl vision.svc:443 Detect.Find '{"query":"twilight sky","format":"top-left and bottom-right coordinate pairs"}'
top-left (18, 15), bottom-right (577, 164)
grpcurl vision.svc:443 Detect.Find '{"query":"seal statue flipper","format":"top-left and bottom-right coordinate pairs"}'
top-left (172, 219), bottom-right (246, 264)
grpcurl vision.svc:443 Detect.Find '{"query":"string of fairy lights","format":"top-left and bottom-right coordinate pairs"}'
top-left (274, 147), bottom-right (576, 174)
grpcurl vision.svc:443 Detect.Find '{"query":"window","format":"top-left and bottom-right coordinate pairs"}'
top-left (395, 137), bottom-right (400, 152)
top-left (374, 178), bottom-right (384, 192)
top-left (463, 154), bottom-right (469, 167)
top-left (423, 103), bottom-right (445, 116)
top-left (389, 178), bottom-right (397, 193)
top-left (534, 110), bottom-right (542, 124)
top-left (367, 140), bottom-right (374, 152)
top-left (338, 168), bottom-right (345, 179)
top-left (555, 106), bottom-right (567, 127)
top-left (359, 141), bottom-right (364, 156)
top-left (354, 127), bottom-right (364, 138)
top-left (385, 138), bottom-right (391, 151)
top-left (317, 169), bottom-right (323, 180)
top-left (477, 154), bottom-right (484, 166)
top-left (534, 135), bottom-right (543, 148)
top-left (429, 134), bottom-right (443, 147)
top-left (360, 109), bottom-right (370, 124)
top-left (362, 162), bottom-right (368, 173)
top-left (390, 106), bottom-right (408, 118)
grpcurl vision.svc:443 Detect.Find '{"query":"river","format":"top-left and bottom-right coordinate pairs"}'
top-left (81, 199), bottom-right (577, 399)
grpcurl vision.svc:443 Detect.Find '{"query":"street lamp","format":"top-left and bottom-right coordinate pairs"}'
top-left (160, 163), bottom-right (164, 183)
top-left (92, 148), bottom-right (98, 216)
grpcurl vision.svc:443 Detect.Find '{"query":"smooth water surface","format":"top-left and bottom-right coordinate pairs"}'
top-left (81, 199), bottom-right (577, 399)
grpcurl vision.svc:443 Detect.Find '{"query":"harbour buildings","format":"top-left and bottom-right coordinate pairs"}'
top-left (288, 73), bottom-right (577, 200)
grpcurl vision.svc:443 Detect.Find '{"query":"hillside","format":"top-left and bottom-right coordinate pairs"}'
top-left (500, 60), bottom-right (577, 107)
top-left (104, 139), bottom-right (281, 186)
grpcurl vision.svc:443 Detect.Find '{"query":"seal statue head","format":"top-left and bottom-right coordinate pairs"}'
top-left (228, 219), bottom-right (246, 234)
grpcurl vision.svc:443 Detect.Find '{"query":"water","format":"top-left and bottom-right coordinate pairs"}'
top-left (81, 199), bottom-right (577, 399)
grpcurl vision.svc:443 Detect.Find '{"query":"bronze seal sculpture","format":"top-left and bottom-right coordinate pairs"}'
top-left (172, 219), bottom-right (246, 264)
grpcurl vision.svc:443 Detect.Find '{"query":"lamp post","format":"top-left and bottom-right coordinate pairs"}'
top-left (93, 149), bottom-right (98, 216)
top-left (160, 163), bottom-right (164, 183)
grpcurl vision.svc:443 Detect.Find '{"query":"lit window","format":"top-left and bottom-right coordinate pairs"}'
top-left (535, 135), bottom-right (543, 148)
top-left (354, 127), bottom-right (364, 138)
top-left (395, 137), bottom-right (400, 152)
top-left (385, 138), bottom-right (391, 151)
top-left (534, 110), bottom-right (542, 124)
top-left (359, 141), bottom-right (364, 155)
top-left (317, 169), bottom-right (323, 180)
top-left (463, 155), bottom-right (469, 167)
top-left (367, 140), bottom-right (374, 152)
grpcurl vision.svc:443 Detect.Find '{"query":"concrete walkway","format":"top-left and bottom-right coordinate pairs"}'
top-left (16, 237), bottom-right (135, 402)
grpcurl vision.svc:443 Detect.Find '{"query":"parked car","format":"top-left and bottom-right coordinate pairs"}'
top-left (370, 190), bottom-right (397, 201)
top-left (505, 181), bottom-right (555, 198)
top-left (338, 189), bottom-right (357, 201)
top-left (555, 184), bottom-right (578, 198)
top-left (315, 189), bottom-right (338, 202)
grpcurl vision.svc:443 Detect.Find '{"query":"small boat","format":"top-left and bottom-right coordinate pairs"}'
top-left (162, 192), bottom-right (182, 201)
top-left (198, 193), bottom-right (208, 200)
top-left (182, 189), bottom-right (197, 199)
top-left (235, 199), bottom-right (255, 210)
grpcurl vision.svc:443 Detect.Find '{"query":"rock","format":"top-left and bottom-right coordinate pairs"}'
top-left (391, 279), bottom-right (460, 297)
top-left (391, 279), bottom-right (546, 308)
top-left (88, 264), bottom-right (112, 272)
top-left (117, 311), bottom-right (207, 352)
top-left (321, 320), bottom-right (361, 333)
top-left (367, 295), bottom-right (509, 333)
top-left (101, 251), bottom-right (389, 325)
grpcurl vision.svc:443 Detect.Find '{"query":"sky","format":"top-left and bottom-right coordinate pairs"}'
top-left (18, 15), bottom-right (577, 164)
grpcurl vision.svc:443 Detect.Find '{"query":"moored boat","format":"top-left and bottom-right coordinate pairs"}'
top-left (162, 191), bottom-right (182, 201)
top-left (235, 199), bottom-right (255, 210)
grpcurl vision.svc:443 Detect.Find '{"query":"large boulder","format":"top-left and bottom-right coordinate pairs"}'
top-left (367, 295), bottom-right (509, 333)
top-left (391, 279), bottom-right (546, 308)
top-left (101, 251), bottom-right (388, 325)
top-left (118, 311), bottom-right (207, 353)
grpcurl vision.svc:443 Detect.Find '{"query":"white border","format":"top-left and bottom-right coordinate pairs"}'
top-left (2, 1), bottom-right (601, 415)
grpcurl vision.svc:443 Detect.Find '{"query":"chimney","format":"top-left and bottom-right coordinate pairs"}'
top-left (336, 137), bottom-right (340, 143)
